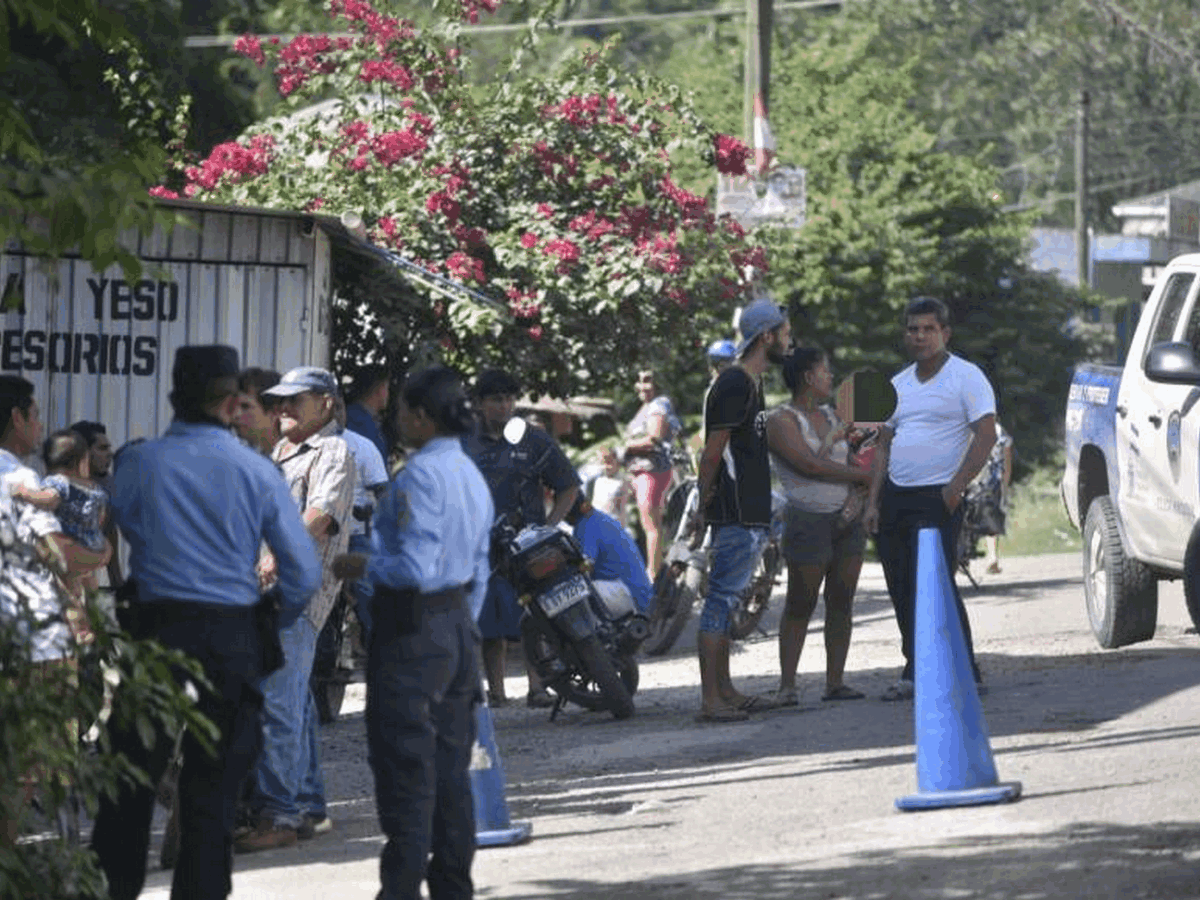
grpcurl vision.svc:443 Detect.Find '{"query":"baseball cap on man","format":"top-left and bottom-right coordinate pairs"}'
top-left (735, 297), bottom-right (787, 358)
top-left (262, 366), bottom-right (339, 398)
top-left (474, 368), bottom-right (520, 398)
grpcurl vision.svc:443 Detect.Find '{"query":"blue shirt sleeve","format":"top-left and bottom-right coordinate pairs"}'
top-left (261, 470), bottom-right (321, 622)
top-left (367, 463), bottom-right (443, 592)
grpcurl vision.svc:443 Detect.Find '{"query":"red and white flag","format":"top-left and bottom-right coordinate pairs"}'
top-left (753, 92), bottom-right (775, 175)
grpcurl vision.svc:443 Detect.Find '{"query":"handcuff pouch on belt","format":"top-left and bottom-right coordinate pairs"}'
top-left (114, 578), bottom-right (286, 676)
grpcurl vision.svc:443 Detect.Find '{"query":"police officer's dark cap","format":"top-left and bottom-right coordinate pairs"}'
top-left (172, 345), bottom-right (240, 394)
top-left (474, 369), bottom-right (520, 399)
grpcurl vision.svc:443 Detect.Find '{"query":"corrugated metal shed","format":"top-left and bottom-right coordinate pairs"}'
top-left (0, 197), bottom-right (500, 448)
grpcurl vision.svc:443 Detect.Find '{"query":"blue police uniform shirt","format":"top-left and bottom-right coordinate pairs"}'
top-left (573, 509), bottom-right (654, 615)
top-left (111, 421), bottom-right (321, 622)
top-left (463, 421), bottom-right (580, 529)
top-left (367, 435), bottom-right (493, 621)
top-left (346, 402), bottom-right (387, 461)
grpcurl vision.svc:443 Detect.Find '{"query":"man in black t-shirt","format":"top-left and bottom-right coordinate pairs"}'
top-left (693, 298), bottom-right (791, 722)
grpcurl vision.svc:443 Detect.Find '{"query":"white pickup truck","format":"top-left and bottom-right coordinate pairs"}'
top-left (1063, 253), bottom-right (1200, 647)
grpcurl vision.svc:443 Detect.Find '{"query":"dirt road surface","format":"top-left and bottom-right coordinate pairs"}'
top-left (139, 552), bottom-right (1200, 899)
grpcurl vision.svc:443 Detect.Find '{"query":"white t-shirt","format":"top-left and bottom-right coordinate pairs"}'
top-left (887, 354), bottom-right (996, 487)
top-left (342, 429), bottom-right (389, 537)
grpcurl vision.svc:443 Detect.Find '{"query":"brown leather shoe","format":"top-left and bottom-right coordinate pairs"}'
top-left (234, 819), bottom-right (298, 854)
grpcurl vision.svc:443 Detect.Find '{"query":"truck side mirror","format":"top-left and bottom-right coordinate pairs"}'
top-left (1145, 341), bottom-right (1200, 384)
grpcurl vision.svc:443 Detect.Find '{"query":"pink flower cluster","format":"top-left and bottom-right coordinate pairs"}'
top-left (713, 134), bottom-right (749, 176)
top-left (731, 245), bottom-right (769, 274)
top-left (446, 251), bottom-right (486, 283)
top-left (506, 287), bottom-right (541, 320)
top-left (426, 192), bottom-right (461, 225)
top-left (659, 176), bottom-right (708, 224)
top-left (544, 94), bottom-right (628, 129)
top-left (149, 186), bottom-right (179, 199)
top-left (567, 210), bottom-right (616, 243)
top-left (372, 129), bottom-right (428, 166)
top-left (543, 238), bottom-right (580, 273)
top-left (530, 142), bottom-right (579, 181)
top-left (233, 34), bottom-right (266, 67)
top-left (460, 0), bottom-right (501, 24)
top-left (331, 0), bottom-right (416, 47)
top-left (360, 59), bottom-right (415, 90)
top-left (640, 232), bottom-right (684, 275)
top-left (276, 34), bottom-right (349, 96)
top-left (184, 134), bottom-right (276, 193)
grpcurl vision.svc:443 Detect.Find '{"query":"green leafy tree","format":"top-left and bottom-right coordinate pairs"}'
top-left (0, 0), bottom-right (190, 276)
top-left (755, 26), bottom-right (1090, 466)
top-left (165, 0), bottom-right (764, 398)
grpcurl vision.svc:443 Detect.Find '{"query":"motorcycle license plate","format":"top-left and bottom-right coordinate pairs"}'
top-left (539, 575), bottom-right (589, 618)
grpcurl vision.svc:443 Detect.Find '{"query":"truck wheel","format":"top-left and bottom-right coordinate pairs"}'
top-left (1082, 495), bottom-right (1158, 648)
top-left (1182, 527), bottom-right (1200, 634)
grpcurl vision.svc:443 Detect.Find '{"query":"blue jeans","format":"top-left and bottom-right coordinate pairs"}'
top-left (369, 604), bottom-right (481, 900)
top-left (699, 525), bottom-right (769, 635)
top-left (348, 533), bottom-right (375, 642)
top-left (251, 615), bottom-right (326, 826)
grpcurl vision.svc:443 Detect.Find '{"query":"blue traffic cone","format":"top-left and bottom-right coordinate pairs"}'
top-left (470, 701), bottom-right (533, 846)
top-left (895, 527), bottom-right (1022, 811)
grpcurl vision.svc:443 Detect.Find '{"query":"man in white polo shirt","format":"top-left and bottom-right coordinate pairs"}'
top-left (864, 296), bottom-right (997, 702)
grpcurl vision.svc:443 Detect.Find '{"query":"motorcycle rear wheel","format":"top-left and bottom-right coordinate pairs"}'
top-left (643, 562), bottom-right (698, 656)
top-left (729, 540), bottom-right (783, 640)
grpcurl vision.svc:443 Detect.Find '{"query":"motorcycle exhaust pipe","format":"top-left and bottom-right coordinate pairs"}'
top-left (618, 615), bottom-right (650, 653)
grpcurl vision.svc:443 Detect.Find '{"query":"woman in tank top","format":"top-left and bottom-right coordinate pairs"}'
top-left (764, 346), bottom-right (873, 706)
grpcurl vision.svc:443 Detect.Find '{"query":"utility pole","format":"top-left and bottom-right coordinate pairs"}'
top-left (1076, 88), bottom-right (1090, 289)
top-left (743, 0), bottom-right (772, 152)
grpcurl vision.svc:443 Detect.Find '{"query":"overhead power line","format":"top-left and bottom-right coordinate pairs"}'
top-left (183, 0), bottom-right (844, 48)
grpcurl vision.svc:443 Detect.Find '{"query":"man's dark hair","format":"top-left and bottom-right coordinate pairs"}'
top-left (905, 296), bottom-right (951, 327)
top-left (0, 375), bottom-right (35, 440)
top-left (43, 429), bottom-right (88, 472)
top-left (239, 368), bottom-right (282, 410)
top-left (403, 367), bottom-right (475, 436)
top-left (69, 420), bottom-right (108, 448)
top-left (346, 363), bottom-right (390, 405)
top-left (782, 345), bottom-right (826, 394)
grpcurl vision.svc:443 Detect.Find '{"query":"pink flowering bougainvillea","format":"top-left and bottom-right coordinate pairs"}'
top-left (164, 0), bottom-right (767, 396)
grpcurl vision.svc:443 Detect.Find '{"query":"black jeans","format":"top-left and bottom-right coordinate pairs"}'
top-left (368, 600), bottom-right (482, 900)
top-left (875, 481), bottom-right (981, 684)
top-left (91, 602), bottom-right (265, 900)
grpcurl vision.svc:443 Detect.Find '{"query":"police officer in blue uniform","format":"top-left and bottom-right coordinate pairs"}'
top-left (90, 345), bottom-right (321, 900)
top-left (463, 369), bottom-right (579, 707)
top-left (334, 366), bottom-right (492, 900)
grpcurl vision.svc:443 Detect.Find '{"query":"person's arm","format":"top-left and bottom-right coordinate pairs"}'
top-left (43, 533), bottom-right (111, 578)
top-left (303, 439), bottom-right (356, 544)
top-left (261, 475), bottom-right (322, 622)
top-left (765, 410), bottom-right (870, 486)
top-left (862, 425), bottom-right (894, 536)
top-left (10, 482), bottom-right (62, 510)
top-left (537, 434), bottom-right (583, 527)
top-left (695, 428), bottom-right (731, 515)
top-left (942, 414), bottom-right (997, 513)
top-left (624, 411), bottom-right (670, 457)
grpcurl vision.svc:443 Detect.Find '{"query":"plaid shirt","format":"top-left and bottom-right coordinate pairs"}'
top-left (273, 420), bottom-right (356, 631)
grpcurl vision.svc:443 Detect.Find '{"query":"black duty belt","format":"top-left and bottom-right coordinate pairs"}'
top-left (373, 583), bottom-right (472, 637)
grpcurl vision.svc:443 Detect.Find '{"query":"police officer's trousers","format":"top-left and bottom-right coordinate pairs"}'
top-left (91, 601), bottom-right (264, 900)
top-left (367, 593), bottom-right (482, 900)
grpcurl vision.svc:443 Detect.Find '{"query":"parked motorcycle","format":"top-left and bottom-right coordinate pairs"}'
top-left (497, 417), bottom-right (648, 720)
top-left (644, 478), bottom-right (786, 655)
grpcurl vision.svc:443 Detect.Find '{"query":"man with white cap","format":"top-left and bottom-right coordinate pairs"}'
top-left (691, 297), bottom-right (791, 722)
top-left (238, 366), bottom-right (356, 851)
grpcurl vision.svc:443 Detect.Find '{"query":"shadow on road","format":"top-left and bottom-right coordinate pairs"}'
top-left (480, 821), bottom-right (1200, 899)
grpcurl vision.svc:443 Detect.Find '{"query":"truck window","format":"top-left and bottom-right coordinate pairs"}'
top-left (1184, 285), bottom-right (1200, 355)
top-left (1146, 273), bottom-right (1196, 359)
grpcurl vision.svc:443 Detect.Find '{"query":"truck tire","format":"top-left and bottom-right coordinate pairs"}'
top-left (1183, 526), bottom-right (1200, 634)
top-left (1082, 495), bottom-right (1158, 648)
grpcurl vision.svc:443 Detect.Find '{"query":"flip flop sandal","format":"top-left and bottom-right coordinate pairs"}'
top-left (737, 694), bottom-right (786, 712)
top-left (821, 685), bottom-right (866, 702)
top-left (880, 680), bottom-right (914, 702)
